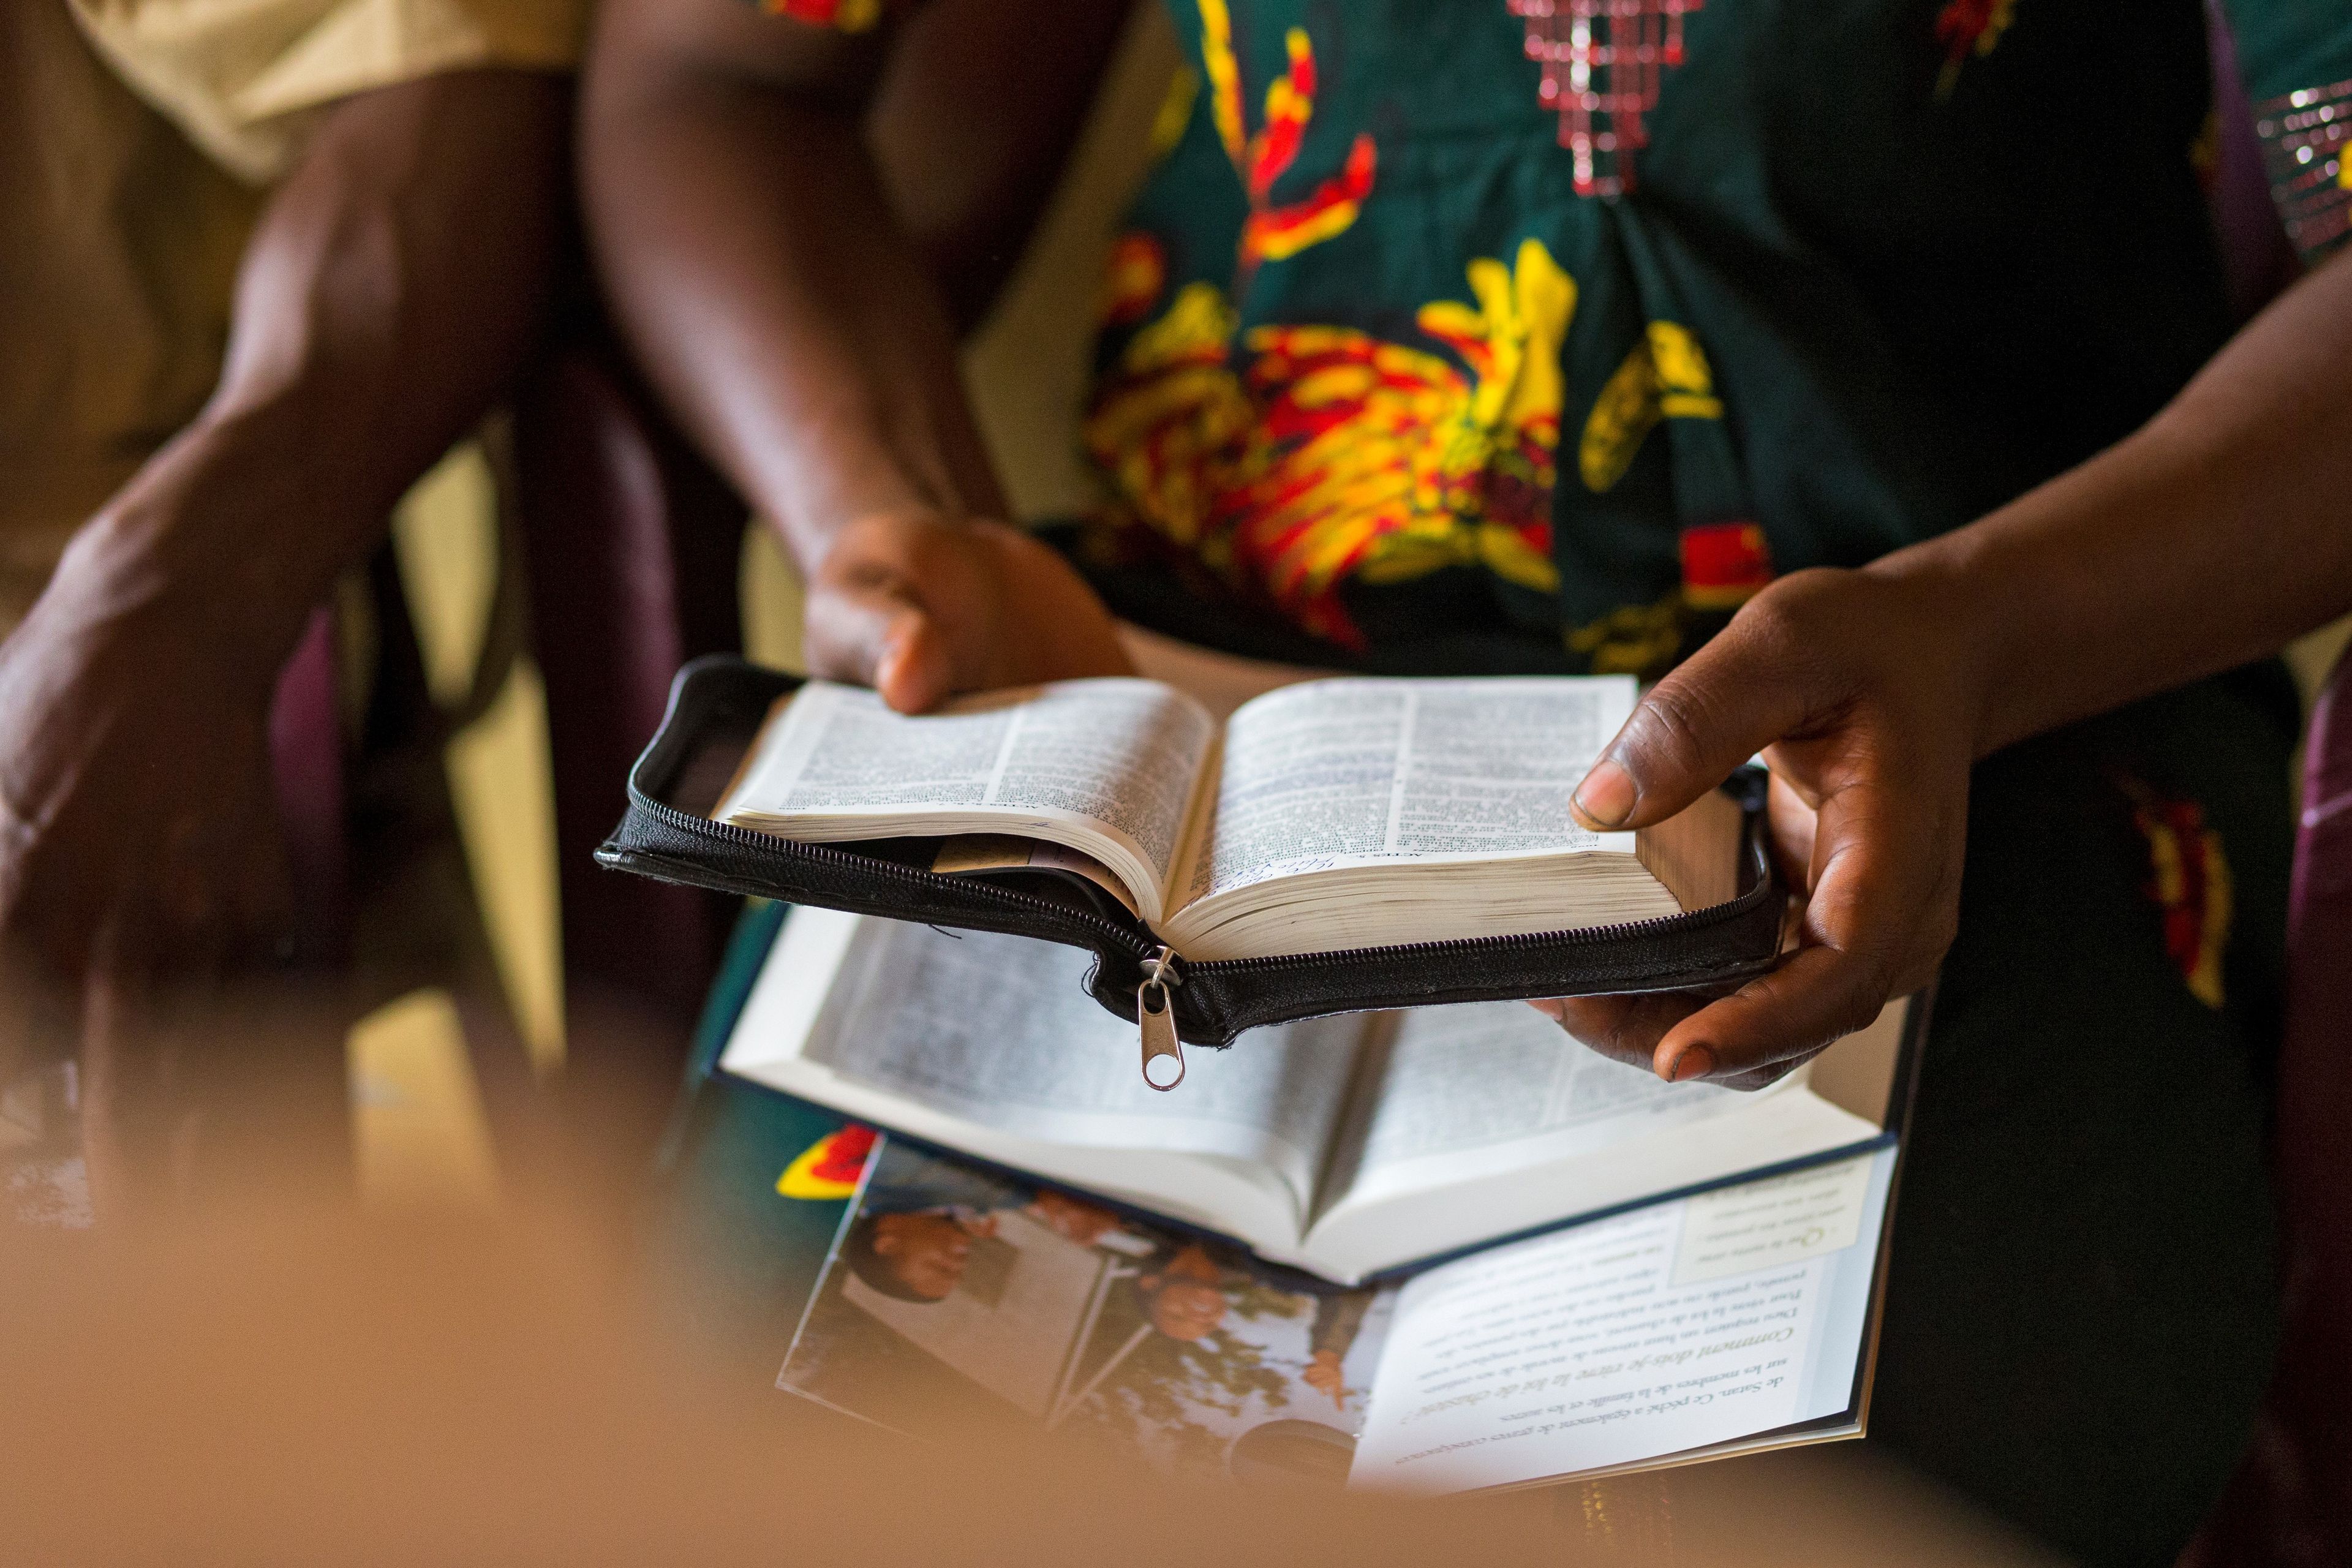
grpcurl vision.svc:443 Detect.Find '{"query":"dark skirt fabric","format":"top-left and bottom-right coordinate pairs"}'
top-left (1871, 665), bottom-right (2295, 1567)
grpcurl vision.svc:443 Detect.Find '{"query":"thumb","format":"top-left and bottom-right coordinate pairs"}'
top-left (872, 614), bottom-right (955, 715)
top-left (1569, 614), bottom-right (1815, 832)
top-left (805, 573), bottom-right (955, 714)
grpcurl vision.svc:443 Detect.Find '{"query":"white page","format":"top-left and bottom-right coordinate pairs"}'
top-left (1349, 1147), bottom-right (1896, 1493)
top-left (725, 679), bottom-right (1215, 896)
top-left (1185, 677), bottom-right (1636, 907)
top-left (1338, 1001), bottom-right (1744, 1180)
top-left (1298, 1003), bottom-right (1883, 1280)
top-left (788, 918), bottom-right (1363, 1213)
top-left (1393, 680), bottom-right (1631, 856)
top-left (722, 912), bottom-right (1338, 1250)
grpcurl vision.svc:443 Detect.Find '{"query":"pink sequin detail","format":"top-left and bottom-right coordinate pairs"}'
top-left (1507, 0), bottom-right (1702, 197)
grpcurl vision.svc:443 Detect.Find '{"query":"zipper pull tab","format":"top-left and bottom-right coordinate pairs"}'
top-left (1137, 946), bottom-right (1184, 1091)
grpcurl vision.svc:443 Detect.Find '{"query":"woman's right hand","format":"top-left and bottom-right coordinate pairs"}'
top-left (801, 510), bottom-right (1134, 712)
top-left (1548, 565), bottom-right (1981, 1087)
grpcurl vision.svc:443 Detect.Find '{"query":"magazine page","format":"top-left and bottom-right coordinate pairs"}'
top-left (1348, 1147), bottom-right (1897, 1493)
top-left (779, 1136), bottom-right (1393, 1488)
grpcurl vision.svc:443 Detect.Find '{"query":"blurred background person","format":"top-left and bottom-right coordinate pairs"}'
top-left (0, 0), bottom-right (582, 1213)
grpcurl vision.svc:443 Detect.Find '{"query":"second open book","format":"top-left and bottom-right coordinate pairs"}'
top-left (723, 907), bottom-right (1915, 1285)
top-left (715, 674), bottom-right (1744, 962)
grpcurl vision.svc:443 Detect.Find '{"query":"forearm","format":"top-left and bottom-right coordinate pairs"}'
top-left (62, 70), bottom-right (570, 679)
top-left (1876, 245), bottom-right (2352, 758)
top-left (580, 2), bottom-right (1003, 575)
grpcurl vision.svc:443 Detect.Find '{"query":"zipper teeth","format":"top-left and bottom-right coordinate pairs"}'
top-left (633, 780), bottom-right (1770, 984)
top-left (634, 790), bottom-right (1161, 960)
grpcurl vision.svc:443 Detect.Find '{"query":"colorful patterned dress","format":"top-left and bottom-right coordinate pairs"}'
top-left (741, 2), bottom-right (2352, 1559)
top-left (1057, 0), bottom-right (2350, 676)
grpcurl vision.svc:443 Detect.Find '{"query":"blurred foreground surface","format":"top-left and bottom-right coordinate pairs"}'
top-left (1, 1051), bottom-right (2068, 1568)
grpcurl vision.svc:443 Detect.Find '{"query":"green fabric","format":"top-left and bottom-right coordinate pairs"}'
top-left (1066, 0), bottom-right (2348, 671)
top-left (2227, 0), bottom-right (2352, 120)
top-left (2224, 0), bottom-right (2352, 262)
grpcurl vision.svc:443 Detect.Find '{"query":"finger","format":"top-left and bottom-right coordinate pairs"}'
top-left (1569, 607), bottom-right (1822, 833)
top-left (1710, 1058), bottom-right (1813, 1093)
top-left (1645, 944), bottom-right (1885, 1085)
top-left (1763, 771), bottom-right (1820, 893)
top-left (1760, 747), bottom-right (1826, 812)
top-left (804, 574), bottom-right (952, 713)
top-left (872, 612), bottom-right (956, 715)
top-left (1648, 786), bottom-right (1955, 1080)
top-left (1545, 989), bottom-right (1721, 1069)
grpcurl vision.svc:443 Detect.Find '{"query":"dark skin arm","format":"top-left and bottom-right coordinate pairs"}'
top-left (0, 69), bottom-right (571, 974)
top-left (1553, 243), bottom-right (2352, 1087)
top-left (579, 0), bottom-right (1137, 715)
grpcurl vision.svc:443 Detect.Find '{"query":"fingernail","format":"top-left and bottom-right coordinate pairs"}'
top-left (1573, 759), bottom-right (1636, 829)
top-left (876, 635), bottom-right (930, 712)
top-left (1665, 1044), bottom-right (1717, 1083)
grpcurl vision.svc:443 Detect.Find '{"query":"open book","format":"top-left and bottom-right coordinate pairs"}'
top-left (723, 907), bottom-right (1912, 1284)
top-left (715, 675), bottom-right (1743, 962)
top-left (779, 1128), bottom-right (1898, 1493)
